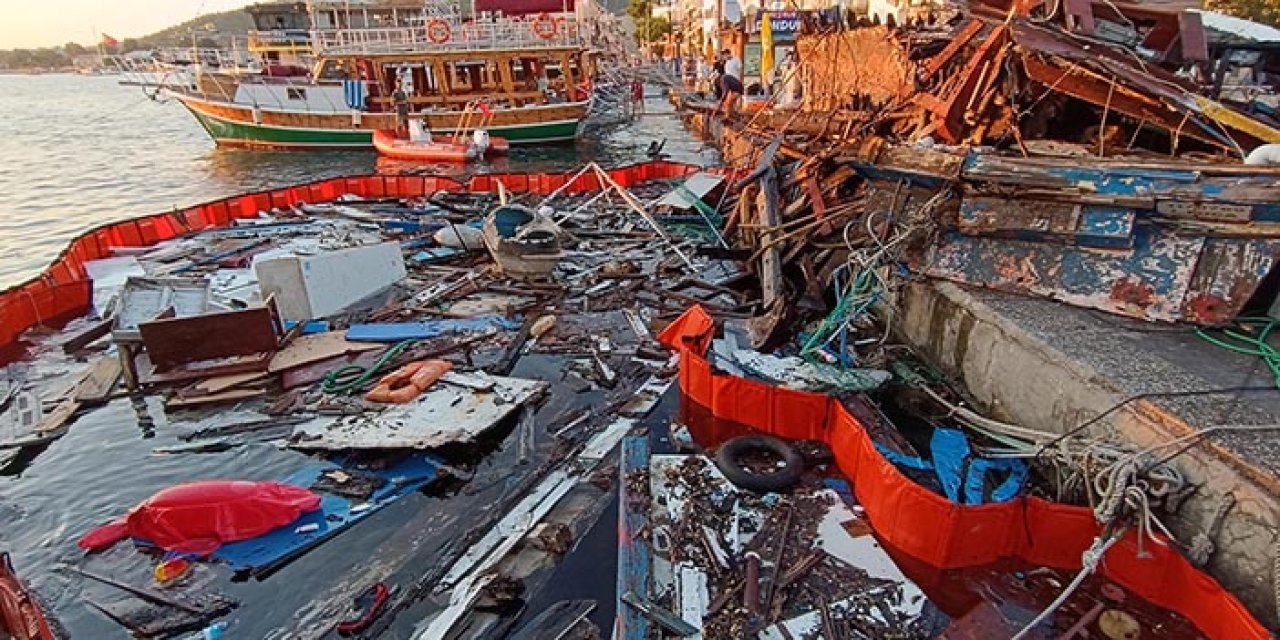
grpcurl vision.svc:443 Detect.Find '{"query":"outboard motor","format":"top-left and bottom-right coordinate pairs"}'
top-left (472, 129), bottom-right (491, 156)
top-left (408, 118), bottom-right (430, 143)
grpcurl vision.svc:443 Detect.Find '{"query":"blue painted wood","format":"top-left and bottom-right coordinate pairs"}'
top-left (616, 435), bottom-right (651, 640)
top-left (345, 316), bottom-right (519, 342)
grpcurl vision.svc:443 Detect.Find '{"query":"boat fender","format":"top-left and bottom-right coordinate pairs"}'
top-left (1244, 143), bottom-right (1280, 166)
top-left (715, 435), bottom-right (804, 493)
top-left (427, 19), bottom-right (452, 44)
top-left (532, 13), bottom-right (558, 39)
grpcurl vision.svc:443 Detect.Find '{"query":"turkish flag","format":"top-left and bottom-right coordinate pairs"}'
top-left (477, 100), bottom-right (492, 117)
top-left (101, 34), bottom-right (119, 47)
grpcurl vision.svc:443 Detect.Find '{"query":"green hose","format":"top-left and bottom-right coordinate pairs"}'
top-left (321, 339), bottom-right (417, 395)
top-left (1195, 317), bottom-right (1280, 390)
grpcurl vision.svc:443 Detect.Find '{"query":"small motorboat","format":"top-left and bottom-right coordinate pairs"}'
top-left (373, 124), bottom-right (509, 163)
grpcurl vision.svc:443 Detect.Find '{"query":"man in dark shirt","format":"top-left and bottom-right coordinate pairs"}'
top-left (392, 80), bottom-right (410, 135)
top-left (712, 51), bottom-right (726, 99)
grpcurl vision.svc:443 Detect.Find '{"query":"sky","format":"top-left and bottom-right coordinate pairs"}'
top-left (0, 0), bottom-right (253, 49)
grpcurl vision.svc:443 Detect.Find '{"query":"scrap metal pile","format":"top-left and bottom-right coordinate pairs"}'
top-left (695, 0), bottom-right (1280, 327)
top-left (770, 0), bottom-right (1280, 156)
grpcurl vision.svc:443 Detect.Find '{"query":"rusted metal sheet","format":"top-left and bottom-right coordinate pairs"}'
top-left (921, 20), bottom-right (985, 82)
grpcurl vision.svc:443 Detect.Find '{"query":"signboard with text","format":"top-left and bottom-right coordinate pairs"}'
top-left (750, 11), bottom-right (802, 37)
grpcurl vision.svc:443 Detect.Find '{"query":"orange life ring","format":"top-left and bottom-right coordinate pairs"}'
top-left (427, 19), bottom-right (451, 44)
top-left (531, 13), bottom-right (557, 40)
top-left (365, 360), bottom-right (453, 403)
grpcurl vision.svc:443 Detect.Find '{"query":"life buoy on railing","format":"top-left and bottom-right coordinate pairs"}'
top-left (532, 13), bottom-right (557, 40)
top-left (427, 19), bottom-right (451, 44)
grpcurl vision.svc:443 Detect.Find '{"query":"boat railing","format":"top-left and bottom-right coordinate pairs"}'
top-left (247, 29), bottom-right (313, 53)
top-left (311, 17), bottom-right (583, 55)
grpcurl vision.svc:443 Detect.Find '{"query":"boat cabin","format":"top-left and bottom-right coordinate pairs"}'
top-left (315, 47), bottom-right (592, 112)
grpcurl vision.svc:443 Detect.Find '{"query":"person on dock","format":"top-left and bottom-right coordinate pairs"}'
top-left (392, 80), bottom-right (410, 136)
top-left (719, 49), bottom-right (743, 118)
top-left (631, 78), bottom-right (645, 117)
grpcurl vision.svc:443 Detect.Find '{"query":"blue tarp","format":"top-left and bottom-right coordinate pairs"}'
top-left (876, 428), bottom-right (1027, 505)
top-left (209, 453), bottom-right (443, 577)
top-left (345, 316), bottom-right (520, 342)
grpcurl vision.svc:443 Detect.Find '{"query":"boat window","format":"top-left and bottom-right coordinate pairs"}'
top-left (287, 87), bottom-right (307, 101)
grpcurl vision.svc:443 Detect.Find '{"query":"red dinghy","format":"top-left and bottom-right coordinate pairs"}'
top-left (373, 130), bottom-right (509, 163)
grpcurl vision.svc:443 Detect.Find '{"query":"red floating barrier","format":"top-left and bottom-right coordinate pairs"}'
top-left (658, 305), bottom-right (1270, 640)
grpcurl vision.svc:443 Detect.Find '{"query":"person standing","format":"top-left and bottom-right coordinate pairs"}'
top-left (719, 49), bottom-right (743, 118)
top-left (392, 80), bottom-right (410, 136)
top-left (631, 77), bottom-right (645, 116)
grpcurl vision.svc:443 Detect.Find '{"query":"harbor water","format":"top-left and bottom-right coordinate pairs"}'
top-left (0, 74), bottom-right (716, 290)
top-left (0, 73), bottom-right (714, 638)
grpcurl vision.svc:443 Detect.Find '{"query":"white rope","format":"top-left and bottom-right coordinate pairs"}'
top-left (1010, 528), bottom-right (1125, 640)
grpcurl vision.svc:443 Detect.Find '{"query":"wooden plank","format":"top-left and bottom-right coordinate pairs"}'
top-left (33, 399), bottom-right (80, 437)
top-left (137, 351), bottom-right (272, 386)
top-left (61, 317), bottom-right (114, 353)
top-left (757, 167), bottom-right (784, 309)
top-left (193, 372), bottom-right (272, 395)
top-left (267, 331), bottom-right (383, 374)
top-left (73, 357), bottom-right (122, 405)
top-left (166, 387), bottom-right (267, 409)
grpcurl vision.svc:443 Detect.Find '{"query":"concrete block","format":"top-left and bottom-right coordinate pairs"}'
top-left (894, 279), bottom-right (1280, 628)
top-left (256, 242), bottom-right (406, 322)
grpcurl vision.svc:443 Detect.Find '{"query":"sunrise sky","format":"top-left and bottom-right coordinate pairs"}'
top-left (0, 0), bottom-right (254, 49)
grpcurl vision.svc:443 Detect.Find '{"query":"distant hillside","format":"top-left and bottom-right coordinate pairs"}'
top-left (124, 8), bottom-right (256, 49)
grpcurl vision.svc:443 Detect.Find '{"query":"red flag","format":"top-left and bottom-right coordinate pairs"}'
top-left (477, 100), bottom-right (492, 117)
top-left (101, 34), bottom-right (119, 47)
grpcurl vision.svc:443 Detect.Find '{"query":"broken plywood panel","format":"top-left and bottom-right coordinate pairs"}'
top-left (289, 376), bottom-right (547, 451)
top-left (268, 331), bottom-right (383, 373)
top-left (139, 304), bottom-right (279, 372)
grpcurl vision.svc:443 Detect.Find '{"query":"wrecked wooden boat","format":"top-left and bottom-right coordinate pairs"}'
top-left (482, 204), bottom-right (567, 278)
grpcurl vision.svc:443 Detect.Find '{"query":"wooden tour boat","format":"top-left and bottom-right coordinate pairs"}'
top-left (167, 0), bottom-right (601, 150)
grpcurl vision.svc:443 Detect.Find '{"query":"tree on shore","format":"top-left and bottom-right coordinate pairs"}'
top-left (626, 0), bottom-right (671, 43)
top-left (1205, 0), bottom-right (1280, 28)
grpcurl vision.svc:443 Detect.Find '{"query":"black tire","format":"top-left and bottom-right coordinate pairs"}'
top-left (715, 435), bottom-right (804, 493)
